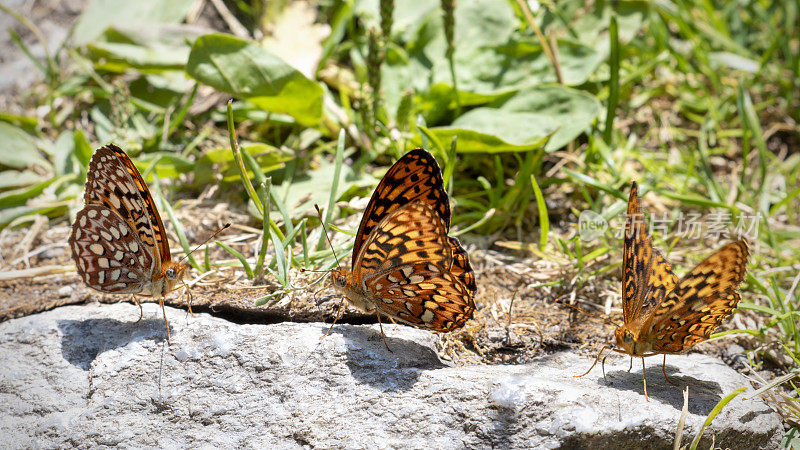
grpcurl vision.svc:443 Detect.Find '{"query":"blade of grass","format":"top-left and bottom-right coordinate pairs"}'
top-left (227, 99), bottom-right (262, 214)
top-left (530, 174), bottom-right (549, 250)
top-left (316, 129), bottom-right (345, 251)
top-left (216, 241), bottom-right (253, 279)
top-left (674, 387), bottom-right (689, 450)
top-left (689, 387), bottom-right (747, 450)
top-left (255, 179), bottom-right (272, 280)
top-left (603, 14), bottom-right (619, 144)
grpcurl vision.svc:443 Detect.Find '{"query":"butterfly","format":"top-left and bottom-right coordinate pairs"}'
top-left (578, 181), bottom-right (749, 400)
top-left (69, 144), bottom-right (188, 343)
top-left (328, 149), bottom-right (477, 346)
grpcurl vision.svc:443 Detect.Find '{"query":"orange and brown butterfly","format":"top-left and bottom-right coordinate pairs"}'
top-left (578, 181), bottom-right (749, 400)
top-left (69, 144), bottom-right (213, 343)
top-left (327, 148), bottom-right (476, 343)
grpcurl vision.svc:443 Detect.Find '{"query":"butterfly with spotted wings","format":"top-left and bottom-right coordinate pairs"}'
top-left (577, 181), bottom-right (749, 400)
top-left (69, 144), bottom-right (227, 343)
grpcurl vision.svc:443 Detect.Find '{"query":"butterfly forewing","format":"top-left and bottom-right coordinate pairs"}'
top-left (354, 201), bottom-right (451, 281)
top-left (352, 149), bottom-right (450, 269)
top-left (622, 181), bottom-right (678, 325)
top-left (70, 205), bottom-right (154, 293)
top-left (84, 144), bottom-right (171, 267)
top-left (646, 240), bottom-right (749, 352)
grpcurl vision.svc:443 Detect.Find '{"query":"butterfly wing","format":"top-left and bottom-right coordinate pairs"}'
top-left (365, 263), bottom-right (475, 331)
top-left (646, 240), bottom-right (749, 353)
top-left (69, 205), bottom-right (155, 293)
top-left (447, 236), bottom-right (477, 298)
top-left (622, 181), bottom-right (678, 325)
top-left (84, 145), bottom-right (171, 267)
top-left (356, 201), bottom-right (474, 331)
top-left (352, 149), bottom-right (450, 270)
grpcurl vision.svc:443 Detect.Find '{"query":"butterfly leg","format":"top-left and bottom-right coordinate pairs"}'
top-left (131, 295), bottom-right (143, 324)
top-left (627, 356), bottom-right (633, 373)
top-left (661, 354), bottom-right (678, 386)
top-left (575, 345), bottom-right (612, 378)
top-left (375, 309), bottom-right (393, 353)
top-left (159, 296), bottom-right (172, 345)
top-left (181, 282), bottom-right (195, 317)
top-left (641, 357), bottom-right (649, 402)
top-left (322, 296), bottom-right (347, 338)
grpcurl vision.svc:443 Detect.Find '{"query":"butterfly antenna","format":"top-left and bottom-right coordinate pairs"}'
top-left (315, 203), bottom-right (342, 269)
top-left (178, 222), bottom-right (231, 266)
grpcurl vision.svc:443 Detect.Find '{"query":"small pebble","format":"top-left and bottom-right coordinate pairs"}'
top-left (57, 286), bottom-right (73, 298)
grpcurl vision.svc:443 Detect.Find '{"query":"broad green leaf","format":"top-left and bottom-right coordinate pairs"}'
top-left (87, 25), bottom-right (206, 70)
top-left (186, 33), bottom-right (323, 126)
top-left (0, 122), bottom-right (47, 169)
top-left (0, 204), bottom-right (67, 230)
top-left (52, 131), bottom-right (76, 176)
top-left (72, 0), bottom-right (195, 46)
top-left (420, 122), bottom-right (550, 154)
top-left (422, 86), bottom-right (601, 153)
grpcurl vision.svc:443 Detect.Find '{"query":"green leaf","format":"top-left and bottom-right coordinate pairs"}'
top-left (278, 157), bottom-right (368, 217)
top-left (422, 86), bottom-right (601, 153)
top-left (0, 177), bottom-right (61, 208)
top-left (0, 112), bottom-right (38, 132)
top-left (87, 25), bottom-right (205, 70)
top-left (186, 33), bottom-right (324, 126)
top-left (374, 0), bottom-right (607, 119)
top-left (0, 122), bottom-right (47, 169)
top-left (420, 123), bottom-right (549, 154)
top-left (72, 0), bottom-right (195, 46)
top-left (0, 170), bottom-right (44, 189)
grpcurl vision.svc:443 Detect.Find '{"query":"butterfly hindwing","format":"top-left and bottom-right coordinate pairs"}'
top-left (69, 205), bottom-right (155, 293)
top-left (447, 236), bottom-right (477, 298)
top-left (352, 149), bottom-right (450, 269)
top-left (364, 262), bottom-right (474, 332)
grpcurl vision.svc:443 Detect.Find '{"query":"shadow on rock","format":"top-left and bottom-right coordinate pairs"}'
top-left (57, 318), bottom-right (169, 370)
top-left (333, 325), bottom-right (445, 392)
top-left (605, 364), bottom-right (723, 415)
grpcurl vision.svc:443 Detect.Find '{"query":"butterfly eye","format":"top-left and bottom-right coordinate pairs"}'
top-left (337, 275), bottom-right (346, 286)
top-left (623, 331), bottom-right (634, 344)
top-left (165, 267), bottom-right (176, 279)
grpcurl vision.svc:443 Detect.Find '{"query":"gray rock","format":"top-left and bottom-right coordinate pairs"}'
top-left (0, 303), bottom-right (782, 449)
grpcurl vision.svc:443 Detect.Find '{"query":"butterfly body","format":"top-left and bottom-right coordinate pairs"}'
top-left (329, 149), bottom-right (476, 336)
top-left (69, 144), bottom-right (187, 342)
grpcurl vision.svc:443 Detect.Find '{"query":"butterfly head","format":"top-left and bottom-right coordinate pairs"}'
top-left (158, 260), bottom-right (188, 294)
top-left (330, 267), bottom-right (350, 289)
top-left (615, 325), bottom-right (652, 356)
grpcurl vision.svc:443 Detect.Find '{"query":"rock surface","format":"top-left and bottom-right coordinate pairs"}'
top-left (0, 303), bottom-right (782, 449)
